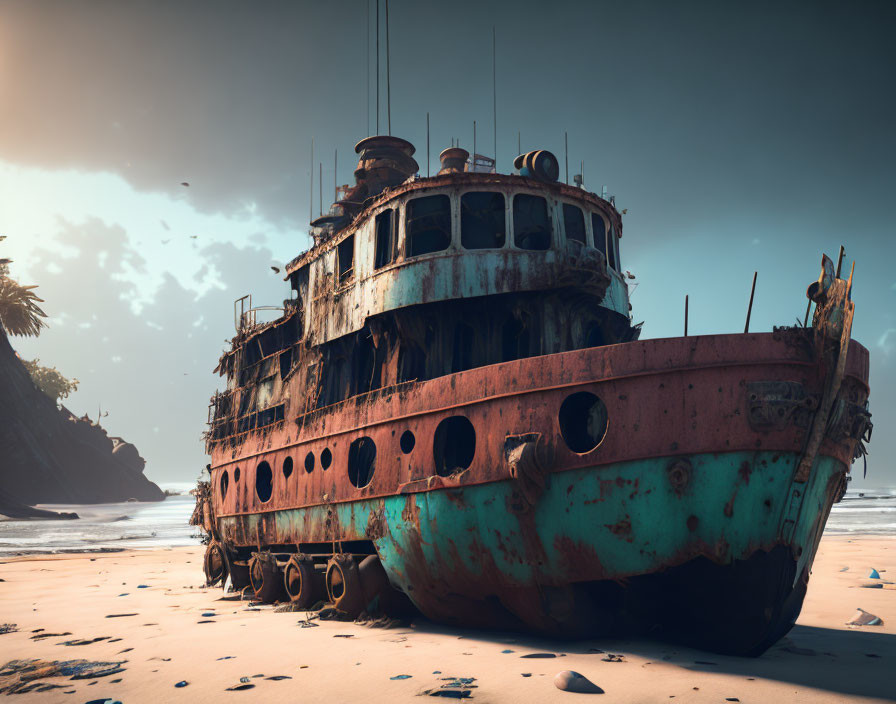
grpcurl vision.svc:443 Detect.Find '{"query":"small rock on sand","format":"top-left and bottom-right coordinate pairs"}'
top-left (554, 670), bottom-right (604, 694)
top-left (847, 608), bottom-right (883, 627)
top-left (869, 569), bottom-right (880, 579)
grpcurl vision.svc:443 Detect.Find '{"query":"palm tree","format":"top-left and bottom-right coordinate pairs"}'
top-left (0, 237), bottom-right (47, 337)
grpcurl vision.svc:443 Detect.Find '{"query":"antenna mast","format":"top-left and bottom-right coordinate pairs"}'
top-left (376, 0), bottom-right (380, 134)
top-left (493, 26), bottom-right (497, 169)
top-left (385, 0), bottom-right (391, 135)
top-left (309, 138), bottom-right (314, 224)
top-left (366, 0), bottom-right (370, 136)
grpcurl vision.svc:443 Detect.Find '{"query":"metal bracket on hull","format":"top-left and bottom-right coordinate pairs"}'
top-left (795, 257), bottom-right (855, 483)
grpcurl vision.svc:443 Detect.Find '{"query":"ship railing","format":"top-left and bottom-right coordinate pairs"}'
top-left (234, 294), bottom-right (285, 332)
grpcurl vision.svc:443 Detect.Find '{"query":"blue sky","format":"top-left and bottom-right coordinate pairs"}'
top-left (1, 0), bottom-right (893, 486)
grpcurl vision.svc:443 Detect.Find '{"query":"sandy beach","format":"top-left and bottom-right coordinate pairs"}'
top-left (0, 535), bottom-right (894, 703)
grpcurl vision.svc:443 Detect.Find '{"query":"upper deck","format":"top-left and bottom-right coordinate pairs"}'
top-left (285, 169), bottom-right (630, 347)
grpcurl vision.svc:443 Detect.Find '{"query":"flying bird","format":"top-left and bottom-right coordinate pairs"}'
top-left (190, 235), bottom-right (198, 239)
top-left (625, 270), bottom-right (636, 280)
top-left (161, 239), bottom-right (170, 244)
top-left (180, 182), bottom-right (190, 187)
top-left (271, 266), bottom-right (281, 274)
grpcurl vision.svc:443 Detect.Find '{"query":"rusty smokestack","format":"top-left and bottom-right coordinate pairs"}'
top-left (438, 147), bottom-right (469, 175)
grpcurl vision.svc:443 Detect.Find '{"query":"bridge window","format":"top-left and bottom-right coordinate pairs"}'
top-left (337, 235), bottom-right (354, 285)
top-left (608, 224), bottom-right (619, 270)
top-left (513, 194), bottom-right (551, 250)
top-left (563, 203), bottom-right (586, 244)
top-left (374, 209), bottom-right (395, 270)
top-left (461, 191), bottom-right (505, 249)
top-left (407, 194), bottom-right (451, 257)
top-left (591, 213), bottom-right (607, 258)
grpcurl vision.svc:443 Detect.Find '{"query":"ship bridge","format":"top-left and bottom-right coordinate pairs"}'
top-left (213, 136), bottom-right (639, 430)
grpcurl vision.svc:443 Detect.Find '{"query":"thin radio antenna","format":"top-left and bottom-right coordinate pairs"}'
top-left (564, 131), bottom-right (569, 184)
top-left (334, 149), bottom-right (337, 202)
top-left (319, 162), bottom-right (322, 216)
top-left (385, 0), bottom-right (391, 135)
top-left (309, 138), bottom-right (314, 224)
top-left (426, 112), bottom-right (430, 177)
top-left (473, 120), bottom-right (476, 166)
top-left (376, 0), bottom-right (380, 134)
top-left (492, 25), bottom-right (497, 169)
top-left (517, 131), bottom-right (521, 155)
top-left (366, 0), bottom-right (370, 136)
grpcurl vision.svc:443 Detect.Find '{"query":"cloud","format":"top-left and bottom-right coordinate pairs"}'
top-left (10, 217), bottom-right (291, 483)
top-left (878, 328), bottom-right (896, 357)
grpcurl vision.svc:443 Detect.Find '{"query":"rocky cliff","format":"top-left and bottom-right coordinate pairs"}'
top-left (0, 327), bottom-right (164, 515)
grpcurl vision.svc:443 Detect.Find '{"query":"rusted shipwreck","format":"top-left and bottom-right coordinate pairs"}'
top-left (192, 135), bottom-right (872, 655)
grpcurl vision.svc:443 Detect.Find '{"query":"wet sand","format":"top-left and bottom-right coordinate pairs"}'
top-left (0, 535), bottom-right (894, 703)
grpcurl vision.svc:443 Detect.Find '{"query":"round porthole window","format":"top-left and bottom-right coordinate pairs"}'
top-left (255, 461), bottom-right (273, 503)
top-left (305, 451), bottom-right (315, 473)
top-left (283, 456), bottom-right (293, 480)
top-left (433, 416), bottom-right (476, 477)
top-left (234, 467), bottom-right (241, 482)
top-left (220, 470), bottom-right (229, 499)
top-left (559, 391), bottom-right (608, 453)
top-left (321, 448), bottom-right (332, 470)
top-left (348, 437), bottom-right (377, 488)
top-left (400, 430), bottom-right (416, 454)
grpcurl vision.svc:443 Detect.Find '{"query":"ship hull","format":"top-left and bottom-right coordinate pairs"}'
top-left (204, 331), bottom-right (870, 655)
top-left (216, 448), bottom-right (843, 653)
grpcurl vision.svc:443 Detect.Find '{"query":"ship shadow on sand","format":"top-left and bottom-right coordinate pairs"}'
top-left (408, 620), bottom-right (896, 701)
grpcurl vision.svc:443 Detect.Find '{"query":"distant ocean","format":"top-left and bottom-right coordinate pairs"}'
top-left (0, 484), bottom-right (893, 556)
top-left (0, 482), bottom-right (202, 556)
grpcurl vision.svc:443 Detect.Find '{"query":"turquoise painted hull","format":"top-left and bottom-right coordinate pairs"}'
top-left (219, 448), bottom-right (843, 644)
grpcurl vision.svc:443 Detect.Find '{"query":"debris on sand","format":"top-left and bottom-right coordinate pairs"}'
top-left (0, 659), bottom-right (127, 694)
top-left (418, 676), bottom-right (477, 698)
top-left (847, 608), bottom-right (883, 627)
top-left (554, 670), bottom-right (604, 694)
top-left (869, 569), bottom-right (880, 579)
top-left (0, 624), bottom-right (17, 635)
top-left (601, 654), bottom-right (626, 662)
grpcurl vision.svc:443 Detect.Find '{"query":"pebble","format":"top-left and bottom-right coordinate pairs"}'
top-left (391, 674), bottom-right (412, 680)
top-left (869, 569), bottom-right (880, 579)
top-left (175, 680), bottom-right (188, 687)
top-left (554, 670), bottom-right (604, 694)
top-left (521, 653), bottom-right (557, 659)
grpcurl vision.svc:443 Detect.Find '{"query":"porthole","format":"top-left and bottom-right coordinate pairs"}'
top-left (321, 448), bottom-right (333, 470)
top-left (255, 461), bottom-right (273, 503)
top-left (283, 456), bottom-right (293, 480)
top-left (559, 391), bottom-right (608, 453)
top-left (433, 416), bottom-right (476, 477)
top-left (400, 429), bottom-right (416, 454)
top-left (348, 437), bottom-right (377, 488)
top-left (305, 451), bottom-right (315, 473)
top-left (220, 470), bottom-right (229, 499)
top-left (234, 467), bottom-right (241, 482)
